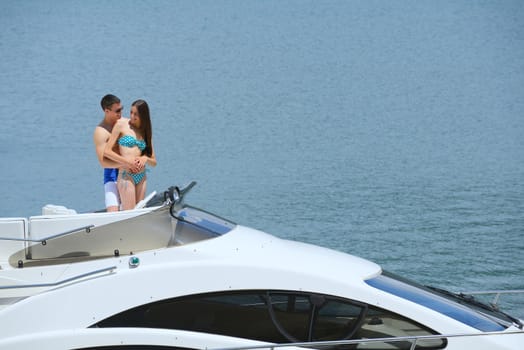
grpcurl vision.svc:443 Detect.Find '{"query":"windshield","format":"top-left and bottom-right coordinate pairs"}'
top-left (173, 205), bottom-right (236, 236)
top-left (366, 271), bottom-right (521, 331)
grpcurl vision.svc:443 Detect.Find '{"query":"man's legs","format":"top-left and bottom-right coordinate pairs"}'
top-left (104, 181), bottom-right (120, 212)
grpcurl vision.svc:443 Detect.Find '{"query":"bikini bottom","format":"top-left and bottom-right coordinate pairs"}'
top-left (121, 170), bottom-right (146, 185)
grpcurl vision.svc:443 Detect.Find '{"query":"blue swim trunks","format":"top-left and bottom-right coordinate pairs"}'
top-left (104, 168), bottom-right (119, 184)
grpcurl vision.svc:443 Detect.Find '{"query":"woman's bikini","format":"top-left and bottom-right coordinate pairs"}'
top-left (118, 135), bottom-right (147, 184)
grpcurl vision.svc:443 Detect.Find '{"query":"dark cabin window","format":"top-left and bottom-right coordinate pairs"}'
top-left (93, 290), bottom-right (446, 349)
top-left (267, 293), bottom-right (366, 341)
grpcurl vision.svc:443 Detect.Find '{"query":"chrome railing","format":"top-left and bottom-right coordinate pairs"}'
top-left (212, 330), bottom-right (524, 350)
top-left (461, 289), bottom-right (524, 309)
top-left (0, 265), bottom-right (116, 290)
top-left (0, 224), bottom-right (94, 245)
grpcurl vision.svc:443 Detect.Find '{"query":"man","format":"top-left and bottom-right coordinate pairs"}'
top-left (93, 94), bottom-right (124, 211)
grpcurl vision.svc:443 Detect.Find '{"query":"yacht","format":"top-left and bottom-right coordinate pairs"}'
top-left (0, 182), bottom-right (522, 349)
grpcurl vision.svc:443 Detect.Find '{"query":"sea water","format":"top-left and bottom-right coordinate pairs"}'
top-left (1, 0), bottom-right (523, 317)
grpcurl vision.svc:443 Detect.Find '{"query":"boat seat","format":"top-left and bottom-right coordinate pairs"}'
top-left (41, 204), bottom-right (77, 215)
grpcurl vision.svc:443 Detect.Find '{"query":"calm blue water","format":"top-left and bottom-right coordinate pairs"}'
top-left (1, 0), bottom-right (523, 317)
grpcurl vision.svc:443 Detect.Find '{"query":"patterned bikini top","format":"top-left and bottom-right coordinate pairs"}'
top-left (118, 135), bottom-right (146, 151)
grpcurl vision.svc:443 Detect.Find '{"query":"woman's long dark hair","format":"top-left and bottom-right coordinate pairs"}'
top-left (132, 99), bottom-right (153, 157)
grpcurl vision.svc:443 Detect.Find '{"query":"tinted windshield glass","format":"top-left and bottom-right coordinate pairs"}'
top-left (366, 271), bottom-right (507, 332)
top-left (175, 206), bottom-right (236, 235)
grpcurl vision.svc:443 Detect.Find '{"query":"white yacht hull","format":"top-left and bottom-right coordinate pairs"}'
top-left (0, 183), bottom-right (522, 349)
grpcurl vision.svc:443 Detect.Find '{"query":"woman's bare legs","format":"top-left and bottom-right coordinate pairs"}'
top-left (136, 177), bottom-right (147, 203)
top-left (118, 176), bottom-right (137, 210)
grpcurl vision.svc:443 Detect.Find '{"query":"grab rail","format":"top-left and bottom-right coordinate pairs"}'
top-left (211, 330), bottom-right (524, 350)
top-left (461, 289), bottom-right (524, 308)
top-left (0, 265), bottom-right (116, 290)
top-left (0, 225), bottom-right (94, 245)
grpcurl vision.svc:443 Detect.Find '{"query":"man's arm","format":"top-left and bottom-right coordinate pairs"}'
top-left (93, 126), bottom-right (121, 169)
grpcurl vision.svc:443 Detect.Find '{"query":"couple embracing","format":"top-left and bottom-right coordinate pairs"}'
top-left (93, 94), bottom-right (157, 211)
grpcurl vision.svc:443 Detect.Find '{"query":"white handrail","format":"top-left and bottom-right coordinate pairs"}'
top-left (135, 191), bottom-right (157, 209)
top-left (211, 330), bottom-right (524, 350)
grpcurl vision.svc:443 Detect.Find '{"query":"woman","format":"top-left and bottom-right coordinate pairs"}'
top-left (104, 99), bottom-right (157, 210)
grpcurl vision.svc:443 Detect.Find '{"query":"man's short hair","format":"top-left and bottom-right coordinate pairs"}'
top-left (100, 94), bottom-right (121, 111)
